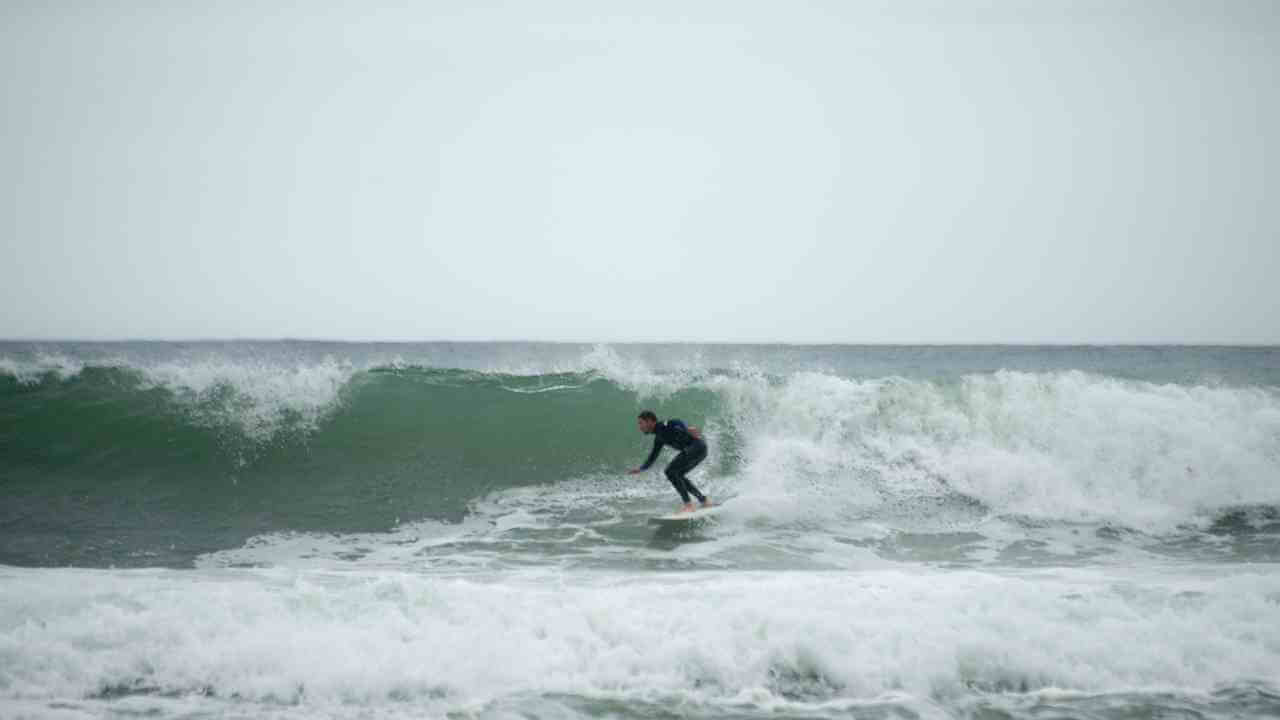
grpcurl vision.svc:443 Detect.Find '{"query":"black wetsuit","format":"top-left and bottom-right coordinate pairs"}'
top-left (639, 420), bottom-right (708, 504)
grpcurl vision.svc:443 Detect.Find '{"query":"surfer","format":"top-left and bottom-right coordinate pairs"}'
top-left (628, 410), bottom-right (711, 514)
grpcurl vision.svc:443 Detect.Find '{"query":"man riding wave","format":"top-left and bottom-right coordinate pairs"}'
top-left (629, 410), bottom-right (711, 514)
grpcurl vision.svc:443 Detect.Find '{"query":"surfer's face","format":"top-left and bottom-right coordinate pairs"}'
top-left (637, 417), bottom-right (656, 434)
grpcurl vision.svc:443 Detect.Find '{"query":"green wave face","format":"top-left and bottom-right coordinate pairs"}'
top-left (0, 366), bottom-right (721, 567)
top-left (4, 343), bottom-right (1280, 569)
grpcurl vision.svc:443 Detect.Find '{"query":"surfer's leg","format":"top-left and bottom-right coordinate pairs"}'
top-left (682, 443), bottom-right (708, 503)
top-left (664, 456), bottom-right (692, 503)
top-left (665, 471), bottom-right (691, 503)
top-left (666, 446), bottom-right (707, 504)
top-left (683, 477), bottom-right (706, 504)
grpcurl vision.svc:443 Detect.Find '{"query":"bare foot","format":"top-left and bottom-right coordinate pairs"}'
top-left (679, 503), bottom-right (696, 514)
top-left (700, 498), bottom-right (713, 508)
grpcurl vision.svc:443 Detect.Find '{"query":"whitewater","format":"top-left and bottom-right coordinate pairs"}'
top-left (2, 341), bottom-right (1278, 719)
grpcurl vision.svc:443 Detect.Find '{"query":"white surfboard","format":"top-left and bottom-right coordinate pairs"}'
top-left (648, 505), bottom-right (724, 524)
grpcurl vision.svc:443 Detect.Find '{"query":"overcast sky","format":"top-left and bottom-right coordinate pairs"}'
top-left (2, 1), bottom-right (1277, 343)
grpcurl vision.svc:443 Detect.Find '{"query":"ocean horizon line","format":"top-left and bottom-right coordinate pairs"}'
top-left (3, 337), bottom-right (1278, 348)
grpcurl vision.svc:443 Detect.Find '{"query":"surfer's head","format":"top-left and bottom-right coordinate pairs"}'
top-left (637, 410), bottom-right (658, 434)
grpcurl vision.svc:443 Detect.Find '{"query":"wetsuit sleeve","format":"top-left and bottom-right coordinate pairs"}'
top-left (639, 436), bottom-right (664, 470)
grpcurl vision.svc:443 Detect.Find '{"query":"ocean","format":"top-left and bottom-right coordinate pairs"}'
top-left (1, 341), bottom-right (1278, 719)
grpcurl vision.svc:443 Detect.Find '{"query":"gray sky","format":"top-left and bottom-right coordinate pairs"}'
top-left (3, 1), bottom-right (1277, 343)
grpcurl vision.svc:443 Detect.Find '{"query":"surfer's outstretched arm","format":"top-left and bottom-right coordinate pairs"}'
top-left (629, 437), bottom-right (664, 474)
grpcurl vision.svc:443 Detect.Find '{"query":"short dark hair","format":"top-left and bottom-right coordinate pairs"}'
top-left (638, 410), bottom-right (657, 422)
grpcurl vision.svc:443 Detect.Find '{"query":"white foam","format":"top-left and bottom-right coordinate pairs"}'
top-left (497, 382), bottom-right (590, 394)
top-left (0, 351), bottom-right (86, 384)
top-left (572, 344), bottom-right (713, 399)
top-left (1, 565), bottom-right (1277, 713)
top-left (708, 369), bottom-right (1280, 531)
top-left (135, 355), bottom-right (357, 440)
top-left (0, 348), bottom-right (360, 441)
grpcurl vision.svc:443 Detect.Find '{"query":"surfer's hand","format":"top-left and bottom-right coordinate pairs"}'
top-left (627, 468), bottom-right (643, 475)
top-left (689, 426), bottom-right (702, 439)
